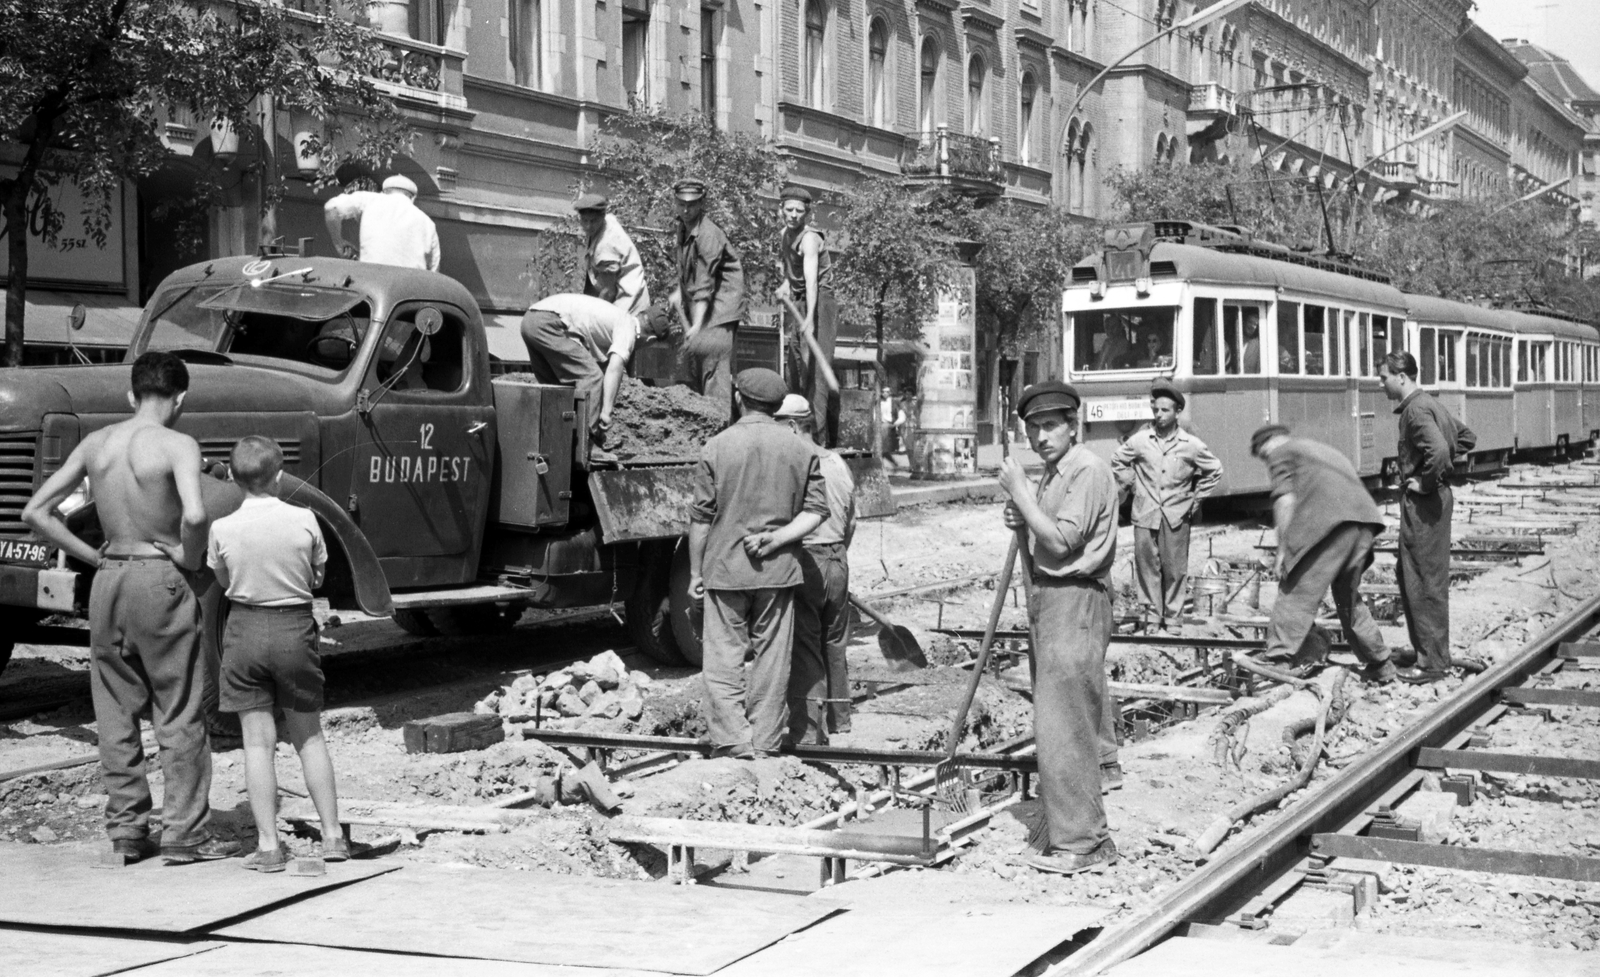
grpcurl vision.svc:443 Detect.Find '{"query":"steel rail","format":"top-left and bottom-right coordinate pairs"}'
top-left (1052, 587), bottom-right (1600, 976)
top-left (519, 727), bottom-right (1040, 772)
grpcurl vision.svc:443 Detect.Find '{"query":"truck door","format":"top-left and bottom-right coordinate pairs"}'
top-left (351, 302), bottom-right (495, 587)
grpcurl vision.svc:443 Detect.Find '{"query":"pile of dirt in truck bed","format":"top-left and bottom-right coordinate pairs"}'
top-left (607, 378), bottom-right (726, 460)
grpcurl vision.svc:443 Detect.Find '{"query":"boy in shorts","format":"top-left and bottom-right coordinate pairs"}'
top-left (207, 436), bottom-right (345, 871)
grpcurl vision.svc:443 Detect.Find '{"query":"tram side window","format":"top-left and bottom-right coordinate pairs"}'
top-left (1420, 327), bottom-right (1437, 385)
top-left (1358, 313), bottom-right (1372, 375)
top-left (1071, 307), bottom-right (1177, 373)
top-left (1339, 311), bottom-right (1356, 376)
top-left (1498, 338), bottom-right (1510, 388)
top-left (1278, 302), bottom-right (1300, 374)
top-left (1465, 335), bottom-right (1478, 387)
top-left (1437, 331), bottom-right (1459, 384)
top-left (1370, 315), bottom-right (1391, 375)
top-left (1220, 303), bottom-right (1263, 375)
top-left (1193, 298), bottom-right (1220, 375)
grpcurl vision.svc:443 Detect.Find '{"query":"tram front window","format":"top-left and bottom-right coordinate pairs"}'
top-left (1071, 307), bottom-right (1178, 373)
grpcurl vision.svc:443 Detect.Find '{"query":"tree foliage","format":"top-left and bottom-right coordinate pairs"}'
top-left (0, 0), bottom-right (408, 364)
top-left (963, 202), bottom-right (1099, 356)
top-left (829, 179), bottom-right (961, 350)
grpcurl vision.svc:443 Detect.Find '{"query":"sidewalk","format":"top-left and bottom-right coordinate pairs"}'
top-left (883, 441), bottom-right (1043, 507)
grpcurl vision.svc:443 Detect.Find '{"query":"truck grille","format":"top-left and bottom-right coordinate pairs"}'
top-left (0, 434), bottom-right (37, 535)
top-left (198, 439), bottom-right (302, 470)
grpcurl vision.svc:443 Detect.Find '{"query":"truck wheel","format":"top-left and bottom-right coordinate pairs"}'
top-left (627, 543), bottom-right (691, 666)
top-left (392, 608), bottom-right (442, 637)
top-left (665, 545), bottom-right (703, 668)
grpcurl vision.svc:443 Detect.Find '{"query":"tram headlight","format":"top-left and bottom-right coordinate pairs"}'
top-left (1089, 280), bottom-right (1104, 300)
top-left (1135, 276), bottom-right (1152, 296)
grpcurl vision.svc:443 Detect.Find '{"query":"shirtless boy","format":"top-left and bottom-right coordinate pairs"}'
top-left (23, 351), bottom-right (239, 865)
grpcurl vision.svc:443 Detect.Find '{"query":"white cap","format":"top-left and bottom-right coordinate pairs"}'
top-left (774, 394), bottom-right (812, 420)
top-left (382, 174), bottom-right (418, 196)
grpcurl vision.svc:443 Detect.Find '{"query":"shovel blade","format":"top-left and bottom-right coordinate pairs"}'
top-left (878, 625), bottom-right (930, 669)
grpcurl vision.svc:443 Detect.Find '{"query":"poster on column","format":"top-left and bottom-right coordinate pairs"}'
top-left (0, 169), bottom-right (126, 289)
top-left (912, 266), bottom-right (978, 478)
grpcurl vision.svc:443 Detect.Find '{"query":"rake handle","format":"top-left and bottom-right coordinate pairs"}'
top-left (944, 533), bottom-right (1022, 762)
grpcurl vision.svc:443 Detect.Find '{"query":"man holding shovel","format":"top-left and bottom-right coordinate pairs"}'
top-left (998, 381), bottom-right (1120, 875)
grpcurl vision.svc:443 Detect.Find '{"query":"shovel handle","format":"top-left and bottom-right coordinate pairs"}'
top-left (778, 294), bottom-right (840, 395)
top-left (944, 535), bottom-right (1021, 762)
top-left (847, 593), bottom-right (896, 630)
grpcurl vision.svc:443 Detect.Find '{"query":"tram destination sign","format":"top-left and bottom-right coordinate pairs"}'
top-left (1083, 397), bottom-right (1151, 424)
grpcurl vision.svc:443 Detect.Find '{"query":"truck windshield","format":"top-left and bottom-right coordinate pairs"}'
top-left (1070, 307), bottom-right (1178, 374)
top-left (140, 281), bottom-right (372, 378)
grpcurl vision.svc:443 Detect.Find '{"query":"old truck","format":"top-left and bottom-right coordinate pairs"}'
top-left (0, 254), bottom-right (890, 678)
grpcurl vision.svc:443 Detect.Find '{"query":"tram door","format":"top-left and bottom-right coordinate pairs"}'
top-left (1274, 301), bottom-right (1354, 466)
top-left (1352, 311), bottom-right (1386, 477)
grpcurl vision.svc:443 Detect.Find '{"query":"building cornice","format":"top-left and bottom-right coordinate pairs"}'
top-left (1015, 25), bottom-right (1053, 53)
top-left (1245, 4), bottom-right (1370, 82)
top-left (960, 5), bottom-right (1005, 32)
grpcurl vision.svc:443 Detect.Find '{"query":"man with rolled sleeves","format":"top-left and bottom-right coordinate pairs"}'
top-left (1111, 380), bottom-right (1223, 632)
top-left (576, 193), bottom-right (650, 316)
top-left (998, 381), bottom-right (1120, 875)
top-left (1380, 351), bottom-right (1475, 684)
top-left (1251, 424), bottom-right (1395, 683)
top-left (670, 178), bottom-right (747, 419)
top-left (776, 185), bottom-right (838, 446)
top-left (689, 369), bottom-right (828, 758)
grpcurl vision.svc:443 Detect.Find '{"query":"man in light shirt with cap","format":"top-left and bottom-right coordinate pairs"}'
top-left (689, 369), bottom-right (827, 758)
top-left (775, 393), bottom-right (855, 744)
top-left (670, 178), bottom-right (747, 419)
top-left (323, 174), bottom-right (441, 271)
top-left (576, 193), bottom-right (650, 316)
top-left (1111, 380), bottom-right (1223, 632)
top-left (997, 380), bottom-right (1120, 876)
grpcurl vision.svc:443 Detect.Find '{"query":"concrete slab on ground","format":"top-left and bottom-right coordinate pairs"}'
top-left (0, 929), bottom-right (221, 977)
top-left (887, 477), bottom-right (1005, 508)
top-left (215, 862), bottom-right (846, 976)
top-left (118, 942), bottom-right (655, 977)
top-left (1105, 933), bottom-right (1594, 976)
top-left (0, 843), bottom-right (396, 934)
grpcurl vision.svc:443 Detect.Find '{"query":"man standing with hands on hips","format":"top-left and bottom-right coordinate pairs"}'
top-left (998, 381), bottom-right (1120, 875)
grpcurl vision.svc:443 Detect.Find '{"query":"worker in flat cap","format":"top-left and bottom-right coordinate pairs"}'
top-left (1251, 424), bottom-right (1395, 684)
top-left (776, 185), bottom-right (840, 447)
top-left (998, 380), bottom-right (1120, 875)
top-left (774, 394), bottom-right (856, 745)
top-left (520, 293), bottom-right (676, 465)
top-left (670, 178), bottom-right (748, 421)
top-left (323, 173), bottom-right (441, 272)
top-left (690, 368), bottom-right (828, 758)
top-left (575, 193), bottom-right (650, 316)
top-left (1111, 380), bottom-right (1223, 633)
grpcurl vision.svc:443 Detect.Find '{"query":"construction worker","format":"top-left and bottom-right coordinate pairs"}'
top-left (689, 369), bottom-right (827, 758)
top-left (998, 381), bottom-right (1120, 875)
top-left (670, 178), bottom-right (747, 420)
top-left (323, 174), bottom-right (440, 271)
top-left (1380, 350), bottom-right (1475, 684)
top-left (775, 185), bottom-right (838, 446)
top-left (775, 394), bottom-right (856, 745)
top-left (1250, 424), bottom-right (1395, 684)
top-left (1111, 380), bottom-right (1223, 632)
top-left (575, 193), bottom-right (650, 316)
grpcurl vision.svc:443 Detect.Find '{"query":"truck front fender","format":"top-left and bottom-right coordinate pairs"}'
top-left (278, 472), bottom-right (393, 617)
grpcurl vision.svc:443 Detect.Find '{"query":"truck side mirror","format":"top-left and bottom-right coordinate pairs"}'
top-left (68, 304), bottom-right (86, 331)
top-left (415, 306), bottom-right (444, 337)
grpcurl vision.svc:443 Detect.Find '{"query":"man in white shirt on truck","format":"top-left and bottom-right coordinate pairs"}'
top-left (323, 175), bottom-right (441, 271)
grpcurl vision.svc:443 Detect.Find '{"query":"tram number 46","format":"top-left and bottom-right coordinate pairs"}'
top-left (1083, 398), bottom-right (1151, 423)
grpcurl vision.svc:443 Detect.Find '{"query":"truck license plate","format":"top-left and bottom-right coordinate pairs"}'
top-left (1083, 397), bottom-right (1151, 424)
top-left (0, 539), bottom-right (54, 565)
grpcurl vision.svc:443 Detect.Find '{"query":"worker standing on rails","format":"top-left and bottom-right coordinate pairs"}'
top-left (775, 186), bottom-right (838, 446)
top-left (1250, 424), bottom-right (1396, 684)
top-left (575, 193), bottom-right (650, 316)
top-left (998, 381), bottom-right (1120, 875)
top-left (775, 394), bottom-right (856, 745)
top-left (1111, 380), bottom-right (1223, 633)
top-left (1380, 351), bottom-right (1476, 684)
top-left (322, 175), bottom-right (441, 272)
top-left (670, 179), bottom-right (747, 420)
top-left (689, 369), bottom-right (828, 758)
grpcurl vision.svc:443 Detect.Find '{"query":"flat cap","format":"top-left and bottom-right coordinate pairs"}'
top-left (1016, 380), bottom-right (1080, 420)
top-left (673, 178), bottom-right (707, 201)
top-left (381, 174), bottom-right (418, 196)
top-left (774, 393), bottom-right (812, 419)
top-left (636, 299), bottom-right (676, 339)
top-left (1149, 379), bottom-right (1185, 410)
top-left (779, 185), bottom-right (813, 204)
top-left (735, 367), bottom-right (787, 404)
top-left (1250, 423), bottom-right (1291, 455)
top-left (574, 192), bottom-right (608, 213)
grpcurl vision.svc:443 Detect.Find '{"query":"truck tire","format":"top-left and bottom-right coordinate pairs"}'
top-left (392, 604), bottom-right (523, 638)
top-left (665, 546), bottom-right (703, 668)
top-left (0, 608), bottom-right (46, 681)
top-left (627, 543), bottom-right (688, 666)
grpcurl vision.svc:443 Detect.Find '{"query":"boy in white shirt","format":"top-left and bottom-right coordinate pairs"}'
top-left (207, 436), bottom-right (343, 871)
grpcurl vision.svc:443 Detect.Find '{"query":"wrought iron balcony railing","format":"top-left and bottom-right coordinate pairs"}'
top-left (900, 125), bottom-right (1003, 184)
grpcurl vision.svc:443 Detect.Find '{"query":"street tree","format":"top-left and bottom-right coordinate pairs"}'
top-left (965, 202), bottom-right (1099, 362)
top-left (0, 0), bottom-right (408, 365)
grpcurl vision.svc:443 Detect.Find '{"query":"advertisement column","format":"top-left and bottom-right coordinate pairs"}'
top-left (910, 264), bottom-right (978, 478)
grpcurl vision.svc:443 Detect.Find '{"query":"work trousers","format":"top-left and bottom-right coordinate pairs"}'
top-left (1398, 486), bottom-right (1453, 672)
top-left (685, 323), bottom-right (737, 423)
top-left (1133, 518), bottom-right (1192, 625)
top-left (88, 558), bottom-right (214, 848)
top-left (702, 586), bottom-right (795, 755)
top-left (1028, 578), bottom-right (1114, 855)
top-left (783, 293), bottom-right (839, 447)
top-left (520, 310), bottom-right (604, 423)
top-left (1267, 523), bottom-right (1390, 667)
top-left (787, 543), bottom-right (851, 745)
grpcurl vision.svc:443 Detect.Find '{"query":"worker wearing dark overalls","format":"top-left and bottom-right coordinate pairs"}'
top-left (999, 381), bottom-right (1119, 875)
top-left (1380, 351), bottom-right (1475, 684)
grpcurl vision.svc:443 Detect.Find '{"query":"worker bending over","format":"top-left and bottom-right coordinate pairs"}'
top-left (323, 175), bottom-right (440, 272)
top-left (1111, 380), bottom-right (1222, 632)
top-left (998, 381), bottom-right (1120, 875)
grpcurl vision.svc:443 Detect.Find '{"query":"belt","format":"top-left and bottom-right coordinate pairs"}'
top-left (100, 555), bottom-right (174, 567)
top-left (803, 541), bottom-right (847, 553)
top-left (1032, 575), bottom-right (1107, 591)
top-left (229, 601), bottom-right (314, 613)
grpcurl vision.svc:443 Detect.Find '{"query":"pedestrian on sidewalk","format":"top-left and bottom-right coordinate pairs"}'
top-left (206, 437), bottom-right (346, 872)
top-left (998, 381), bottom-right (1120, 876)
top-left (1380, 351), bottom-right (1475, 684)
top-left (689, 369), bottom-right (828, 758)
top-left (322, 175), bottom-right (440, 271)
top-left (1250, 425), bottom-right (1395, 684)
top-left (1111, 380), bottom-right (1223, 632)
top-left (22, 352), bottom-right (239, 865)
top-left (775, 395), bottom-right (856, 745)
top-left (670, 178), bottom-right (747, 420)
top-left (576, 193), bottom-right (650, 316)
top-left (775, 186), bottom-right (839, 446)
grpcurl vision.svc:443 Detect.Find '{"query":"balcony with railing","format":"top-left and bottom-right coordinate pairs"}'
top-left (1375, 159), bottom-right (1420, 190)
top-left (900, 125), bottom-right (1004, 197)
top-left (1187, 82), bottom-right (1237, 118)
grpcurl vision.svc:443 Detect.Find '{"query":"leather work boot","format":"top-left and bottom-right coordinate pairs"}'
top-left (1025, 839), bottom-right (1119, 876)
top-left (1396, 666), bottom-right (1448, 686)
top-left (108, 837), bottom-right (159, 865)
top-left (1359, 660), bottom-right (1398, 685)
top-left (162, 835), bottom-right (242, 865)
